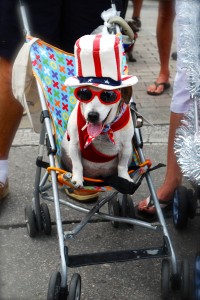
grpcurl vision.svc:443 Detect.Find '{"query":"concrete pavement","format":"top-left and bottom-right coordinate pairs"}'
top-left (1, 1), bottom-right (199, 299)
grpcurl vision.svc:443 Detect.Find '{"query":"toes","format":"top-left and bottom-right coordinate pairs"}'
top-left (147, 84), bottom-right (156, 93)
top-left (138, 198), bottom-right (148, 210)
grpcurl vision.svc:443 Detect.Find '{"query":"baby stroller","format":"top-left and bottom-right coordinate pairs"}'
top-left (13, 2), bottom-right (189, 300)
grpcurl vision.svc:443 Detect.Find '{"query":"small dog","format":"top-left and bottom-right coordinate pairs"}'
top-left (61, 86), bottom-right (134, 187)
top-left (60, 34), bottom-right (138, 187)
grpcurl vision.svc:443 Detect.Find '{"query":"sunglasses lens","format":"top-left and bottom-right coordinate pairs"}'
top-left (76, 88), bottom-right (92, 101)
top-left (100, 91), bottom-right (118, 103)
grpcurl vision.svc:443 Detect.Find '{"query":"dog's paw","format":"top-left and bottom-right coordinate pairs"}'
top-left (71, 175), bottom-right (83, 188)
top-left (118, 171), bottom-right (133, 182)
top-left (125, 175), bottom-right (133, 183)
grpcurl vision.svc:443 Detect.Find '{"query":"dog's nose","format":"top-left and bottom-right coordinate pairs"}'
top-left (87, 111), bottom-right (99, 123)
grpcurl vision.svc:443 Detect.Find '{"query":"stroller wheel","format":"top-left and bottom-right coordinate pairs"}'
top-left (108, 195), bottom-right (120, 228)
top-left (25, 205), bottom-right (37, 237)
top-left (180, 259), bottom-right (190, 300)
top-left (108, 194), bottom-right (135, 228)
top-left (68, 273), bottom-right (81, 300)
top-left (188, 187), bottom-right (197, 219)
top-left (194, 252), bottom-right (200, 300)
top-left (40, 203), bottom-right (52, 235)
top-left (161, 258), bottom-right (171, 300)
top-left (47, 271), bottom-right (61, 300)
top-left (126, 195), bottom-right (135, 217)
top-left (123, 194), bottom-right (135, 228)
top-left (172, 186), bottom-right (189, 229)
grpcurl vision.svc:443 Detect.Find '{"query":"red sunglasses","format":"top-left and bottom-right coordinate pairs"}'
top-left (74, 87), bottom-right (121, 105)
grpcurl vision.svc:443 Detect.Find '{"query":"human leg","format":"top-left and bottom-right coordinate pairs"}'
top-left (138, 112), bottom-right (183, 214)
top-left (0, 58), bottom-right (23, 160)
top-left (147, 0), bottom-right (175, 95)
top-left (126, 0), bottom-right (143, 32)
top-left (132, 0), bottom-right (143, 29)
top-left (0, 58), bottom-right (23, 199)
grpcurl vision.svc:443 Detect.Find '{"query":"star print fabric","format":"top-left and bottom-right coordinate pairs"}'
top-left (28, 37), bottom-right (76, 159)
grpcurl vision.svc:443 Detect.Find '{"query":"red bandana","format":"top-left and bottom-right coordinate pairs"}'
top-left (75, 102), bottom-right (131, 163)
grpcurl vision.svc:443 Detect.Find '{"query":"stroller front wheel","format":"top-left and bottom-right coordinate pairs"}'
top-left (172, 186), bottom-right (189, 229)
top-left (47, 271), bottom-right (61, 300)
top-left (180, 259), bottom-right (190, 300)
top-left (194, 252), bottom-right (200, 300)
top-left (40, 203), bottom-right (52, 235)
top-left (108, 195), bottom-right (120, 228)
top-left (25, 205), bottom-right (37, 237)
top-left (161, 258), bottom-right (170, 299)
top-left (68, 273), bottom-right (81, 300)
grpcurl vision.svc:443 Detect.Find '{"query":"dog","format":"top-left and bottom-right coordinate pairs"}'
top-left (61, 86), bottom-right (134, 187)
top-left (60, 34), bottom-right (138, 187)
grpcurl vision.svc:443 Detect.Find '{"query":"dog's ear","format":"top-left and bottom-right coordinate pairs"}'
top-left (121, 86), bottom-right (133, 104)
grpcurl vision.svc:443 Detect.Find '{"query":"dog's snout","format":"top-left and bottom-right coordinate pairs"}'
top-left (87, 111), bottom-right (99, 123)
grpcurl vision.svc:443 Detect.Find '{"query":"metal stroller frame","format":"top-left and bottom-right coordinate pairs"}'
top-left (19, 3), bottom-right (189, 300)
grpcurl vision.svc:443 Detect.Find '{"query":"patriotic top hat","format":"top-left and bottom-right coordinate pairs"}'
top-left (64, 34), bottom-right (138, 90)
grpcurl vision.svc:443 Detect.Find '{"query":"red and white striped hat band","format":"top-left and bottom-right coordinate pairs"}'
top-left (64, 34), bottom-right (138, 90)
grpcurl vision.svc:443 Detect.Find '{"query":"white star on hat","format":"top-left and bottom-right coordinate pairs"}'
top-left (104, 80), bottom-right (110, 84)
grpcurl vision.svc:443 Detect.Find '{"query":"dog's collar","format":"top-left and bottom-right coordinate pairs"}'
top-left (76, 102), bottom-right (131, 163)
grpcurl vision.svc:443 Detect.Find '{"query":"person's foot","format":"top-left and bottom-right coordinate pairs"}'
top-left (147, 74), bottom-right (170, 96)
top-left (147, 82), bottom-right (171, 96)
top-left (137, 196), bottom-right (172, 215)
top-left (137, 181), bottom-right (180, 215)
top-left (0, 179), bottom-right (9, 201)
top-left (132, 17), bottom-right (142, 30)
top-left (127, 20), bottom-right (139, 33)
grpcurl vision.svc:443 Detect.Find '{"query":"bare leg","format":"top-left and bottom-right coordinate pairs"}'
top-left (0, 58), bottom-right (23, 160)
top-left (132, 0), bottom-right (143, 19)
top-left (147, 0), bottom-right (175, 95)
top-left (138, 112), bottom-right (183, 213)
top-left (157, 112), bottom-right (183, 199)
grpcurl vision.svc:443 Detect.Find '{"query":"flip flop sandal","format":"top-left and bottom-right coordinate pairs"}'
top-left (147, 82), bottom-right (171, 96)
top-left (135, 195), bottom-right (172, 222)
top-left (134, 207), bottom-right (158, 223)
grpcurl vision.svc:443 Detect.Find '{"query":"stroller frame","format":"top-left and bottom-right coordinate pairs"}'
top-left (34, 82), bottom-right (181, 298)
top-left (19, 3), bottom-right (188, 299)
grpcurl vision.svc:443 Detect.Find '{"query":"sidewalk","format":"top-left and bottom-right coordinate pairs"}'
top-left (1, 1), bottom-right (198, 300)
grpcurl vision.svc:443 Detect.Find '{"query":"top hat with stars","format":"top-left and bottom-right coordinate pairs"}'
top-left (64, 34), bottom-right (138, 90)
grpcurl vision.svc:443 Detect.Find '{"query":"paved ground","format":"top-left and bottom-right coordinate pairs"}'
top-left (1, 1), bottom-right (199, 300)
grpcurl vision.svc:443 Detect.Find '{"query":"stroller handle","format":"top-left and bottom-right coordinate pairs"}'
top-left (19, 0), bottom-right (31, 36)
top-left (108, 16), bottom-right (135, 41)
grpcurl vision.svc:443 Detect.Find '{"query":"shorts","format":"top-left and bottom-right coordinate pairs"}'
top-left (0, 0), bottom-right (123, 61)
top-left (170, 68), bottom-right (191, 113)
top-left (170, 0), bottom-right (191, 114)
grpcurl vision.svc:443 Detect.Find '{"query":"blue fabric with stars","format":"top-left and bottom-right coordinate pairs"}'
top-left (29, 38), bottom-right (76, 162)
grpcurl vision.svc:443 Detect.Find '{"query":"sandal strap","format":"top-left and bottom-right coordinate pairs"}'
top-left (146, 195), bottom-right (172, 208)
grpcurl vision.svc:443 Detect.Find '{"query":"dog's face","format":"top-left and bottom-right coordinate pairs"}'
top-left (61, 85), bottom-right (134, 186)
top-left (77, 86), bottom-right (121, 128)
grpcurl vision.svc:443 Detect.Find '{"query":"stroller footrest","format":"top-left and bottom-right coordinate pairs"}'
top-left (68, 246), bottom-right (169, 268)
